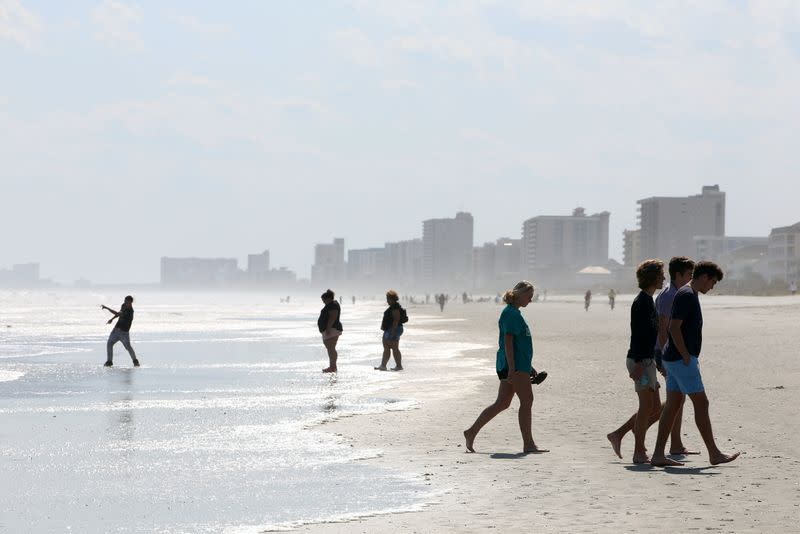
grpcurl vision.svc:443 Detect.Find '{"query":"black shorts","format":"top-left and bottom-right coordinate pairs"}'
top-left (497, 368), bottom-right (508, 380)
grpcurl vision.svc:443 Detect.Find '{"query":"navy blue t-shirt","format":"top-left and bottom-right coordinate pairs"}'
top-left (664, 286), bottom-right (703, 361)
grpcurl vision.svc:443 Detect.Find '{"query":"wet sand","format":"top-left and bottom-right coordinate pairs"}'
top-left (297, 295), bottom-right (800, 533)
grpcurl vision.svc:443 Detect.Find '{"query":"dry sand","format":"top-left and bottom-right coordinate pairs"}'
top-left (295, 295), bottom-right (800, 533)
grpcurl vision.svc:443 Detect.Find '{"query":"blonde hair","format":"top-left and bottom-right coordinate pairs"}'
top-left (386, 289), bottom-right (399, 302)
top-left (503, 280), bottom-right (534, 304)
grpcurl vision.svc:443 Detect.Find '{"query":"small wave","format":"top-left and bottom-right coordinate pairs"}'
top-left (0, 370), bottom-right (25, 382)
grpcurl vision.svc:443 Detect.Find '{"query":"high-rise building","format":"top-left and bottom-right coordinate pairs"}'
top-left (347, 247), bottom-right (386, 281)
top-left (311, 238), bottom-right (345, 283)
top-left (622, 229), bottom-right (641, 267)
top-left (693, 236), bottom-right (768, 262)
top-left (474, 238), bottom-right (523, 288)
top-left (385, 238), bottom-right (423, 285)
top-left (637, 185), bottom-right (725, 261)
top-left (0, 263), bottom-right (41, 287)
top-left (768, 222), bottom-right (800, 284)
top-left (160, 257), bottom-right (240, 286)
top-left (422, 212), bottom-right (474, 285)
top-left (247, 250), bottom-right (270, 282)
top-left (522, 208), bottom-right (610, 276)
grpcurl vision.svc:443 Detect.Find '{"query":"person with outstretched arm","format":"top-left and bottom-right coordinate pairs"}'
top-left (102, 295), bottom-right (139, 367)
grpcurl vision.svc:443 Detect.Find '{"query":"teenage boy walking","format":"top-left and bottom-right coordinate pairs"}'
top-left (650, 262), bottom-right (739, 466)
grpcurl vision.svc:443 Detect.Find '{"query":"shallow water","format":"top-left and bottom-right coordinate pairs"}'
top-left (0, 290), bottom-right (447, 533)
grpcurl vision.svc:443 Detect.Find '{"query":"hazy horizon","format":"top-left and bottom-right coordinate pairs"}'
top-left (2, 1), bottom-right (798, 284)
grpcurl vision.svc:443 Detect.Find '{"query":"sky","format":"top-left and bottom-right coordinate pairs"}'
top-left (1, 0), bottom-right (799, 284)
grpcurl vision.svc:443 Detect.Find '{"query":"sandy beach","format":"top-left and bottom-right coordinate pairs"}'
top-left (297, 295), bottom-right (800, 533)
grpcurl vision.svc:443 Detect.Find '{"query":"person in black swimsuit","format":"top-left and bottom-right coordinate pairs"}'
top-left (318, 289), bottom-right (342, 373)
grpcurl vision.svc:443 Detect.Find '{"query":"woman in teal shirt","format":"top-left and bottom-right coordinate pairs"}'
top-left (463, 281), bottom-right (548, 454)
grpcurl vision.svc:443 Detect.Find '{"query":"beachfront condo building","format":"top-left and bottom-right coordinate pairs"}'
top-left (347, 247), bottom-right (387, 282)
top-left (311, 238), bottom-right (345, 283)
top-left (622, 229), bottom-right (642, 267)
top-left (637, 185), bottom-right (725, 262)
top-left (385, 238), bottom-right (423, 286)
top-left (247, 250), bottom-right (271, 282)
top-left (521, 208), bottom-right (610, 278)
top-left (422, 212), bottom-right (474, 286)
top-left (473, 238), bottom-right (523, 288)
top-left (768, 222), bottom-right (800, 284)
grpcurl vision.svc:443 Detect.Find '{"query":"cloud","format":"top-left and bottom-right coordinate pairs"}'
top-left (330, 28), bottom-right (382, 66)
top-left (0, 0), bottom-right (43, 48)
top-left (381, 78), bottom-right (421, 90)
top-left (166, 71), bottom-right (220, 89)
top-left (92, 0), bottom-right (142, 50)
top-left (172, 13), bottom-right (231, 36)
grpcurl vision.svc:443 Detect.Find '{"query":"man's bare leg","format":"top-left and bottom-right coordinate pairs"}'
top-left (463, 382), bottom-right (514, 452)
top-left (688, 392), bottom-right (740, 465)
top-left (668, 398), bottom-right (700, 454)
top-left (651, 390), bottom-right (686, 466)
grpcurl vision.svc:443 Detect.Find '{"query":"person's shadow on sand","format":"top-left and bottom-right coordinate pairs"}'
top-left (624, 464), bottom-right (718, 476)
top-left (488, 452), bottom-right (545, 459)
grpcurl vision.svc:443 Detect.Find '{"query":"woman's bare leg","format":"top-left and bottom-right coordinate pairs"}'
top-left (463, 381), bottom-right (514, 452)
top-left (375, 339), bottom-right (391, 370)
top-left (390, 341), bottom-right (402, 370)
top-left (322, 337), bottom-right (338, 372)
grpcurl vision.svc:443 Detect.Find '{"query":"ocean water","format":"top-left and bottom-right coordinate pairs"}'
top-left (0, 290), bottom-right (477, 533)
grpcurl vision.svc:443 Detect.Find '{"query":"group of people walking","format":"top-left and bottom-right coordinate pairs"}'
top-left (462, 257), bottom-right (739, 468)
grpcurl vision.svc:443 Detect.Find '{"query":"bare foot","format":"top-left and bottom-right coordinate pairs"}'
top-left (374, 366), bottom-right (387, 371)
top-left (710, 451), bottom-right (740, 465)
top-left (607, 432), bottom-right (622, 459)
top-left (524, 445), bottom-right (550, 453)
top-left (632, 453), bottom-right (650, 464)
top-left (390, 366), bottom-right (403, 371)
top-left (669, 447), bottom-right (701, 455)
top-left (322, 367), bottom-right (337, 373)
top-left (650, 456), bottom-right (684, 467)
top-left (463, 430), bottom-right (475, 452)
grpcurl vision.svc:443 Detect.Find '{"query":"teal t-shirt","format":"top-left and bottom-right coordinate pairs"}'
top-left (495, 305), bottom-right (534, 373)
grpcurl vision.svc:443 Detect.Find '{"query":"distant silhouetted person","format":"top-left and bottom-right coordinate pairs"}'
top-left (650, 261), bottom-right (739, 467)
top-left (608, 288), bottom-right (616, 310)
top-left (463, 281), bottom-right (548, 454)
top-left (375, 290), bottom-right (407, 371)
top-left (790, 281), bottom-right (797, 295)
top-left (437, 293), bottom-right (446, 312)
top-left (352, 295), bottom-right (356, 305)
top-left (102, 296), bottom-right (139, 367)
top-left (584, 290), bottom-right (592, 311)
top-left (318, 289), bottom-right (343, 373)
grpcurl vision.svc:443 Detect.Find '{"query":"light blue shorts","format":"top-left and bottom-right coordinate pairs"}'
top-left (663, 357), bottom-right (705, 394)
top-left (382, 325), bottom-right (403, 342)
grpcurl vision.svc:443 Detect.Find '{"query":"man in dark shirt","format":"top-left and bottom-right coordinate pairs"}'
top-left (102, 295), bottom-right (139, 367)
top-left (650, 262), bottom-right (739, 467)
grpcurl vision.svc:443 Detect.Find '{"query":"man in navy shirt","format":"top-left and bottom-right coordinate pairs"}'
top-left (650, 262), bottom-right (739, 467)
top-left (102, 295), bottom-right (139, 367)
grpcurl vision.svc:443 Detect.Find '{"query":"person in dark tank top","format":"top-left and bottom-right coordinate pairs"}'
top-left (374, 289), bottom-right (404, 371)
top-left (101, 295), bottom-right (139, 367)
top-left (318, 289), bottom-right (342, 373)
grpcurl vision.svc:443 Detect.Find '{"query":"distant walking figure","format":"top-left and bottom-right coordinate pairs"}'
top-left (375, 290), bottom-right (407, 371)
top-left (606, 260), bottom-right (665, 463)
top-left (608, 288), bottom-right (616, 310)
top-left (102, 296), bottom-right (139, 367)
top-left (790, 280), bottom-right (797, 295)
top-left (318, 289), bottom-right (343, 373)
top-left (584, 290), bottom-right (592, 311)
top-left (463, 281), bottom-right (548, 454)
top-left (437, 293), bottom-right (446, 312)
top-left (650, 261), bottom-right (740, 467)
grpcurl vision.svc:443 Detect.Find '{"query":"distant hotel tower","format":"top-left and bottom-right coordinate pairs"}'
top-left (636, 185), bottom-right (725, 263)
top-left (522, 208), bottom-right (610, 277)
top-left (422, 212), bottom-right (474, 285)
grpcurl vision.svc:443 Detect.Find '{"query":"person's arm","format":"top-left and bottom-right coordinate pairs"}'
top-left (101, 305), bottom-right (120, 317)
top-left (325, 309), bottom-right (339, 332)
top-left (390, 308), bottom-right (400, 335)
top-left (504, 333), bottom-right (516, 376)
top-left (656, 315), bottom-right (669, 353)
top-left (628, 300), bottom-right (645, 380)
top-left (669, 319), bottom-right (691, 365)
